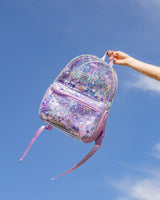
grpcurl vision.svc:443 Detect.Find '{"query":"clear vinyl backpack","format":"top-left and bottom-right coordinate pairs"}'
top-left (20, 51), bottom-right (118, 180)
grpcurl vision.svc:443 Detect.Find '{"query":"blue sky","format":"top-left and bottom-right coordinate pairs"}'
top-left (1, 0), bottom-right (160, 199)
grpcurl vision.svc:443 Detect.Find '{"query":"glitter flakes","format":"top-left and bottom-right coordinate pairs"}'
top-left (39, 54), bottom-right (117, 141)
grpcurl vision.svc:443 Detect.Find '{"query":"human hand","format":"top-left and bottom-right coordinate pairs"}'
top-left (107, 50), bottom-right (160, 81)
top-left (107, 50), bottom-right (132, 66)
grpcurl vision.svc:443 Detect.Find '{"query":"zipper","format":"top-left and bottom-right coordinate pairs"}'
top-left (51, 85), bottom-right (102, 113)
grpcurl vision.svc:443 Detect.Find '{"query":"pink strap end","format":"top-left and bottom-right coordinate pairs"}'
top-left (50, 144), bottom-right (100, 180)
top-left (20, 125), bottom-right (52, 163)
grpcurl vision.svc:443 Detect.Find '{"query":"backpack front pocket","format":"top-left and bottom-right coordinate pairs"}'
top-left (39, 83), bottom-right (104, 141)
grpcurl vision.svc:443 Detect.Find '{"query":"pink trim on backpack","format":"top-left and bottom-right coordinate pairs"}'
top-left (82, 110), bottom-right (108, 143)
top-left (20, 51), bottom-right (118, 180)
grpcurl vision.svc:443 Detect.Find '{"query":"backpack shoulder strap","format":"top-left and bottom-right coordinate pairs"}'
top-left (51, 129), bottom-right (105, 180)
top-left (20, 125), bottom-right (52, 163)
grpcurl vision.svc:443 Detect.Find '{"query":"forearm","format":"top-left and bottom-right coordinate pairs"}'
top-left (127, 57), bottom-right (160, 81)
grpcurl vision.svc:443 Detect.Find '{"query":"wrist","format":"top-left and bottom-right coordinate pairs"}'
top-left (125, 57), bottom-right (137, 68)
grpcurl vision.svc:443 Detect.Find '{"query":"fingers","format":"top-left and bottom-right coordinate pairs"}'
top-left (113, 58), bottom-right (120, 65)
top-left (113, 57), bottom-right (126, 65)
top-left (107, 50), bottom-right (118, 60)
top-left (107, 50), bottom-right (130, 66)
top-left (107, 51), bottom-right (121, 64)
top-left (113, 52), bottom-right (118, 58)
top-left (107, 50), bottom-right (115, 62)
top-left (107, 50), bottom-right (125, 59)
top-left (107, 50), bottom-right (114, 57)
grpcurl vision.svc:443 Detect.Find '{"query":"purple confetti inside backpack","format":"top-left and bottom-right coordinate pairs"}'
top-left (20, 51), bottom-right (118, 180)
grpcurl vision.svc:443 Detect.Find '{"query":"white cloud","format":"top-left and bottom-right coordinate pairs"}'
top-left (152, 143), bottom-right (160, 159)
top-left (127, 75), bottom-right (160, 93)
top-left (109, 144), bottom-right (160, 200)
top-left (110, 173), bottom-right (160, 200)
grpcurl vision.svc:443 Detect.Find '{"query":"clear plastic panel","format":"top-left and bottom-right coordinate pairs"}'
top-left (39, 84), bottom-right (102, 140)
